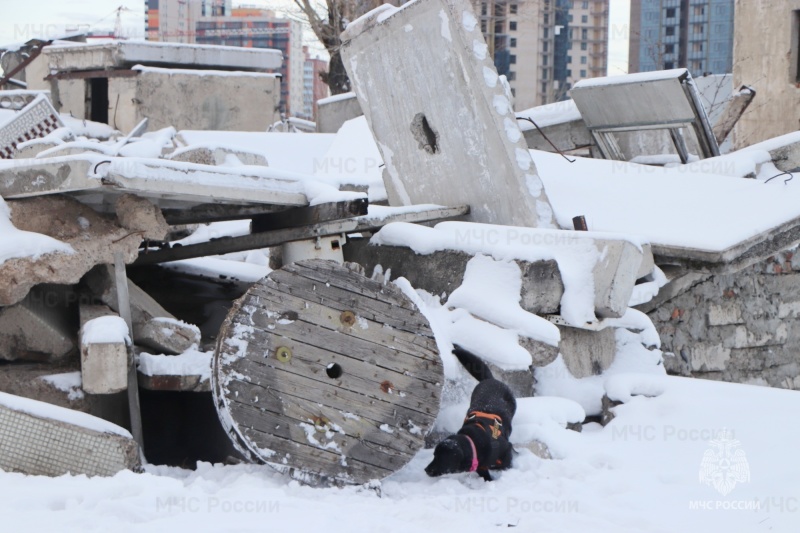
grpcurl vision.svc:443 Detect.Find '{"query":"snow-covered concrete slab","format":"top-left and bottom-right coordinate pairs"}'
top-left (0, 391), bottom-right (140, 477)
top-left (340, 0), bottom-right (557, 228)
top-left (0, 94), bottom-right (63, 159)
top-left (534, 148), bottom-right (800, 272)
top-left (370, 221), bottom-right (647, 322)
top-left (44, 40), bottom-right (282, 72)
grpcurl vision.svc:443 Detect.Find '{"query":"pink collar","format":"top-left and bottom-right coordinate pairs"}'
top-left (466, 435), bottom-right (479, 472)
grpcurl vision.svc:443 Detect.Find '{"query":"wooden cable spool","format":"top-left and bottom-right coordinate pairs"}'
top-left (212, 259), bottom-right (443, 486)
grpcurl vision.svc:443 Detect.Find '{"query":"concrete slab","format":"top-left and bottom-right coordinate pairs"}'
top-left (168, 146), bottom-right (269, 167)
top-left (0, 392), bottom-right (141, 477)
top-left (340, 0), bottom-right (557, 228)
top-left (0, 194), bottom-right (142, 306)
top-left (316, 92), bottom-right (364, 133)
top-left (0, 286), bottom-right (76, 362)
top-left (44, 40), bottom-right (282, 72)
top-left (559, 326), bottom-right (617, 379)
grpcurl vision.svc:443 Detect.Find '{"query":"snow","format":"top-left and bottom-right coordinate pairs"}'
top-left (372, 221), bottom-right (644, 326)
top-left (132, 65), bottom-right (280, 78)
top-left (533, 149), bottom-right (800, 253)
top-left (0, 196), bottom-right (74, 265)
top-left (3, 375), bottom-right (799, 531)
top-left (81, 316), bottom-right (130, 346)
top-left (39, 372), bottom-right (84, 401)
top-left (516, 99), bottom-right (582, 130)
top-left (482, 66), bottom-right (498, 88)
top-left (573, 68), bottom-right (689, 88)
top-left (0, 391), bottom-right (131, 438)
top-left (177, 130), bottom-right (335, 176)
top-left (439, 9), bottom-right (452, 42)
top-left (59, 114), bottom-right (119, 139)
top-left (316, 92), bottom-right (356, 106)
top-left (137, 348), bottom-right (212, 381)
top-left (160, 257), bottom-right (271, 284)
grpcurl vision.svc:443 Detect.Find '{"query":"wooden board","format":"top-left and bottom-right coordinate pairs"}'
top-left (212, 259), bottom-right (443, 486)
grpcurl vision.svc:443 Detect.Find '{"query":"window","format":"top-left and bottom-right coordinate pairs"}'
top-left (510, 21), bottom-right (517, 31)
top-left (568, 14), bottom-right (573, 22)
top-left (544, 41), bottom-right (549, 51)
top-left (582, 1), bottom-right (588, 8)
top-left (566, 42), bottom-right (572, 50)
top-left (544, 27), bottom-right (549, 37)
top-left (666, 7), bottom-right (676, 18)
top-left (567, 69), bottom-right (572, 77)
top-left (664, 61), bottom-right (674, 69)
top-left (510, 55), bottom-right (517, 64)
top-left (581, 28), bottom-right (588, 39)
top-left (692, 42), bottom-right (703, 53)
top-left (665, 26), bottom-right (675, 36)
top-left (581, 15), bottom-right (588, 23)
top-left (510, 38), bottom-right (517, 48)
top-left (510, 4), bottom-right (518, 15)
top-left (545, 14), bottom-right (550, 24)
top-left (693, 24), bottom-right (703, 34)
top-left (580, 69), bottom-right (586, 77)
top-left (567, 55), bottom-right (572, 63)
top-left (580, 56), bottom-right (587, 64)
top-left (694, 6), bottom-right (705, 16)
top-left (580, 41), bottom-right (587, 50)
top-left (507, 71), bottom-right (516, 81)
top-left (665, 43), bottom-right (674, 54)
top-left (481, 3), bottom-right (487, 15)
top-left (542, 69), bottom-right (548, 80)
top-left (543, 55), bottom-right (548, 65)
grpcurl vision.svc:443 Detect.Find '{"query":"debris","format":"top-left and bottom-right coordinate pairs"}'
top-left (0, 391), bottom-right (141, 477)
top-left (0, 94), bottom-right (63, 159)
top-left (79, 306), bottom-right (129, 395)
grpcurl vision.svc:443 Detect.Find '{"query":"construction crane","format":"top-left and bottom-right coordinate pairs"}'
top-left (114, 6), bottom-right (132, 39)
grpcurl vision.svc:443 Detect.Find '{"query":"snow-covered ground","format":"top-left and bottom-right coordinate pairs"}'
top-left (1, 375), bottom-right (797, 532)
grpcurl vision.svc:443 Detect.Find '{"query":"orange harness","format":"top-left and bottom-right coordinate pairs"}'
top-left (464, 411), bottom-right (503, 440)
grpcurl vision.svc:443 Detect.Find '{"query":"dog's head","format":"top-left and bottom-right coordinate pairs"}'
top-left (425, 436), bottom-right (469, 477)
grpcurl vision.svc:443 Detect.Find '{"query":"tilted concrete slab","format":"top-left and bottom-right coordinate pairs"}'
top-left (340, 0), bottom-right (557, 228)
top-left (0, 285), bottom-right (76, 362)
top-left (83, 265), bottom-right (201, 355)
top-left (0, 94), bottom-right (64, 159)
top-left (0, 391), bottom-right (141, 477)
top-left (44, 40), bottom-right (282, 72)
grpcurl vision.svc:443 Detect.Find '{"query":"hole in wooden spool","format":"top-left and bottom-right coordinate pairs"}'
top-left (275, 346), bottom-right (292, 363)
top-left (340, 310), bottom-right (356, 327)
top-left (326, 363), bottom-right (343, 379)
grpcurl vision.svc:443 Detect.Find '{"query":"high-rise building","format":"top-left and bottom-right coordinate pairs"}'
top-left (302, 46), bottom-right (329, 121)
top-left (473, 0), bottom-right (609, 109)
top-left (145, 1), bottom-right (305, 117)
top-left (628, 0), bottom-right (734, 76)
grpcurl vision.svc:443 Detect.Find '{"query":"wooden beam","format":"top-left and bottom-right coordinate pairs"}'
top-left (134, 205), bottom-right (470, 265)
top-left (161, 203), bottom-right (292, 225)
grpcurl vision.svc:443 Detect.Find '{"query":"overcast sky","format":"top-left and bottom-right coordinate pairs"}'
top-left (1, 0), bottom-right (631, 74)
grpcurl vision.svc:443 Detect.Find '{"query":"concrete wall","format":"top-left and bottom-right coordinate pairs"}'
top-left (646, 250), bottom-right (800, 389)
top-left (316, 93), bottom-right (363, 133)
top-left (51, 69), bottom-right (281, 132)
top-left (131, 70), bottom-right (281, 132)
top-left (733, 0), bottom-right (800, 148)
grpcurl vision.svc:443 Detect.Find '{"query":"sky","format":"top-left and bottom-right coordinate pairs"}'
top-left (0, 0), bottom-right (631, 75)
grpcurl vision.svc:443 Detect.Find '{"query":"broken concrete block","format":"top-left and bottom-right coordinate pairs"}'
top-left (0, 285), bottom-right (76, 362)
top-left (0, 195), bottom-right (141, 306)
top-left (114, 194), bottom-right (169, 241)
top-left (137, 317), bottom-right (200, 355)
top-left (168, 145), bottom-right (269, 167)
top-left (0, 155), bottom-right (99, 198)
top-left (83, 265), bottom-right (200, 355)
top-left (79, 306), bottom-right (129, 395)
top-left (344, 238), bottom-right (564, 315)
top-left (559, 326), bottom-right (617, 379)
top-left (0, 94), bottom-right (64, 159)
top-left (593, 238), bottom-right (646, 318)
top-left (316, 92), bottom-right (364, 133)
top-left (340, 0), bottom-right (557, 228)
top-left (0, 391), bottom-right (141, 477)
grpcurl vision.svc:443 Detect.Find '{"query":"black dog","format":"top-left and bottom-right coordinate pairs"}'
top-left (425, 345), bottom-right (516, 481)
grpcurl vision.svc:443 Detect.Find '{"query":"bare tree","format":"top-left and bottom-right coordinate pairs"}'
top-left (294, 0), bottom-right (405, 95)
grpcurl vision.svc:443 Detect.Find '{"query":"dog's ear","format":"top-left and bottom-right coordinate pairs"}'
top-left (425, 437), bottom-right (466, 477)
